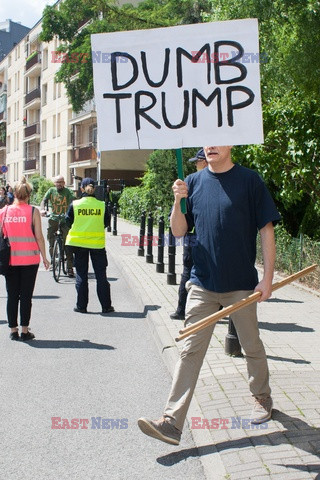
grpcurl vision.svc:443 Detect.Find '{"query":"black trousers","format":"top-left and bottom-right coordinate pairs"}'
top-left (5, 264), bottom-right (39, 328)
top-left (73, 247), bottom-right (111, 310)
top-left (176, 244), bottom-right (193, 316)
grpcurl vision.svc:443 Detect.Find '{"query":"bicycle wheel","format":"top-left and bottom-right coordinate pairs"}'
top-left (52, 239), bottom-right (62, 282)
top-left (61, 245), bottom-right (68, 275)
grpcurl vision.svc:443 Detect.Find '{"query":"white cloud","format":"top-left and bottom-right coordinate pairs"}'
top-left (0, 0), bottom-right (56, 29)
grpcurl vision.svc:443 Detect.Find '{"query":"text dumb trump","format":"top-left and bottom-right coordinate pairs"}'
top-left (91, 19), bottom-right (264, 150)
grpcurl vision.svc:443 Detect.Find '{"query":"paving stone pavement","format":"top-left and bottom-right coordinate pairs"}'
top-left (107, 217), bottom-right (320, 480)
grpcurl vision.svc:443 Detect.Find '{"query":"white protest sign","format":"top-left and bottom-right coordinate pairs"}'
top-left (91, 19), bottom-right (263, 150)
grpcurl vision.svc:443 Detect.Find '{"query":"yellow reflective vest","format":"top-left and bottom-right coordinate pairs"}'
top-left (66, 196), bottom-right (105, 249)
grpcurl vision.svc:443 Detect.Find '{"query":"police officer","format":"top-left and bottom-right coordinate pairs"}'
top-left (65, 178), bottom-right (114, 314)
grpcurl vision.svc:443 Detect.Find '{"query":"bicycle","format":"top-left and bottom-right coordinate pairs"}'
top-left (52, 215), bottom-right (68, 282)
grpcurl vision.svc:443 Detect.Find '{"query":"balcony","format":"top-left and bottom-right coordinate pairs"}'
top-left (25, 88), bottom-right (41, 108)
top-left (69, 100), bottom-right (96, 124)
top-left (0, 83), bottom-right (7, 94)
top-left (0, 111), bottom-right (6, 122)
top-left (24, 122), bottom-right (40, 139)
top-left (72, 145), bottom-right (97, 163)
top-left (24, 157), bottom-right (39, 171)
top-left (25, 52), bottom-right (41, 76)
top-left (0, 139), bottom-right (6, 149)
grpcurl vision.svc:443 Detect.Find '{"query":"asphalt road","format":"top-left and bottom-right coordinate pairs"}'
top-left (0, 219), bottom-right (205, 480)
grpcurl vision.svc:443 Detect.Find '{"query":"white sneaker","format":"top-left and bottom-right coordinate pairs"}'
top-left (251, 396), bottom-right (273, 424)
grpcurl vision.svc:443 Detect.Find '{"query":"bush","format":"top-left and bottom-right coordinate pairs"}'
top-left (30, 174), bottom-right (54, 205)
top-left (119, 148), bottom-right (199, 225)
top-left (256, 224), bottom-right (320, 289)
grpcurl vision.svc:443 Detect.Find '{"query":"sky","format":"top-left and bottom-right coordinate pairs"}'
top-left (0, 0), bottom-right (56, 29)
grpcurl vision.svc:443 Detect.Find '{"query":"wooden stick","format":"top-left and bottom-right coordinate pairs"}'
top-left (175, 264), bottom-right (318, 342)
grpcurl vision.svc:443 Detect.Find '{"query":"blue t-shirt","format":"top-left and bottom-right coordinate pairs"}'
top-left (184, 164), bottom-right (281, 292)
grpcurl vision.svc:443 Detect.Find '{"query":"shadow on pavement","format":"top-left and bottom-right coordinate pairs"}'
top-left (33, 295), bottom-right (60, 299)
top-left (266, 298), bottom-right (304, 303)
top-left (157, 410), bottom-right (320, 474)
top-left (99, 304), bottom-right (161, 319)
top-left (266, 355), bottom-right (310, 364)
top-left (21, 339), bottom-right (115, 350)
top-left (258, 322), bottom-right (314, 333)
top-left (0, 320), bottom-right (7, 325)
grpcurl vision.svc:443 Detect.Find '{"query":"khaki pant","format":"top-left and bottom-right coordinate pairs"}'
top-left (164, 282), bottom-right (271, 431)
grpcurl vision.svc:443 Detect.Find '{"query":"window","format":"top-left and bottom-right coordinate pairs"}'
top-left (53, 115), bottom-right (56, 138)
top-left (42, 83), bottom-right (47, 106)
top-left (89, 125), bottom-right (97, 146)
top-left (52, 153), bottom-right (56, 176)
top-left (42, 48), bottom-right (48, 70)
top-left (7, 107), bottom-right (11, 125)
top-left (57, 113), bottom-right (61, 137)
top-left (7, 79), bottom-right (11, 96)
top-left (57, 152), bottom-right (60, 173)
top-left (7, 135), bottom-right (10, 153)
top-left (41, 156), bottom-right (46, 176)
top-left (42, 120), bottom-right (47, 142)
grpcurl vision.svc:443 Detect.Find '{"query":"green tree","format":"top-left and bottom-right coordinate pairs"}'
top-left (119, 148), bottom-right (199, 225)
top-left (40, 0), bottom-right (211, 112)
top-left (30, 174), bottom-right (54, 205)
top-left (209, 0), bottom-right (320, 235)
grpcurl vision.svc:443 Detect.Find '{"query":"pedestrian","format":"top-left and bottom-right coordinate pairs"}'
top-left (138, 145), bottom-right (281, 445)
top-left (0, 177), bottom-right (50, 341)
top-left (40, 175), bottom-right (75, 277)
top-left (0, 186), bottom-right (8, 209)
top-left (65, 178), bottom-right (114, 314)
top-left (170, 148), bottom-right (207, 320)
top-left (6, 185), bottom-right (14, 205)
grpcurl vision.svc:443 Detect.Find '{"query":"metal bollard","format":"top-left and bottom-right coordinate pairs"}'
top-left (107, 201), bottom-right (112, 232)
top-left (138, 211), bottom-right (146, 257)
top-left (167, 227), bottom-right (176, 285)
top-left (146, 213), bottom-right (154, 263)
top-left (112, 203), bottom-right (117, 236)
top-left (225, 318), bottom-right (242, 357)
top-left (156, 216), bottom-right (165, 273)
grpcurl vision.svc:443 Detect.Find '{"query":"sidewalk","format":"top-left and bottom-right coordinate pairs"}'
top-left (107, 217), bottom-right (320, 480)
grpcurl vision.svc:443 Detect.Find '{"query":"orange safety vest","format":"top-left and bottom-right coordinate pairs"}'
top-left (2, 204), bottom-right (40, 266)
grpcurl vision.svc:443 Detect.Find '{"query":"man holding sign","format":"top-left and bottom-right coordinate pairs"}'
top-left (138, 145), bottom-right (281, 445)
top-left (91, 17), bottom-right (276, 445)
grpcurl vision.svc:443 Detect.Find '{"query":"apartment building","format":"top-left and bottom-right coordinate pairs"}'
top-left (0, 19), bottom-right (30, 61)
top-left (0, 2), bottom-right (151, 189)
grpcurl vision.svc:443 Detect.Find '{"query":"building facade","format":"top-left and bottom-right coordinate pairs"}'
top-left (0, 3), bottom-right (151, 190)
top-left (0, 20), bottom-right (30, 62)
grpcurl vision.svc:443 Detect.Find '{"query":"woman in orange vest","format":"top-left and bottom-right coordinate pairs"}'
top-left (0, 177), bottom-right (50, 341)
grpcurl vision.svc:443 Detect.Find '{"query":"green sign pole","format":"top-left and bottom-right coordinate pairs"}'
top-left (175, 148), bottom-right (186, 214)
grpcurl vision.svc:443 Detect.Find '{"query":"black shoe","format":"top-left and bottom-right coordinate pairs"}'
top-left (10, 331), bottom-right (20, 341)
top-left (21, 331), bottom-right (35, 342)
top-left (102, 306), bottom-right (115, 314)
top-left (170, 312), bottom-right (185, 320)
top-left (68, 268), bottom-right (75, 278)
top-left (73, 307), bottom-right (87, 313)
